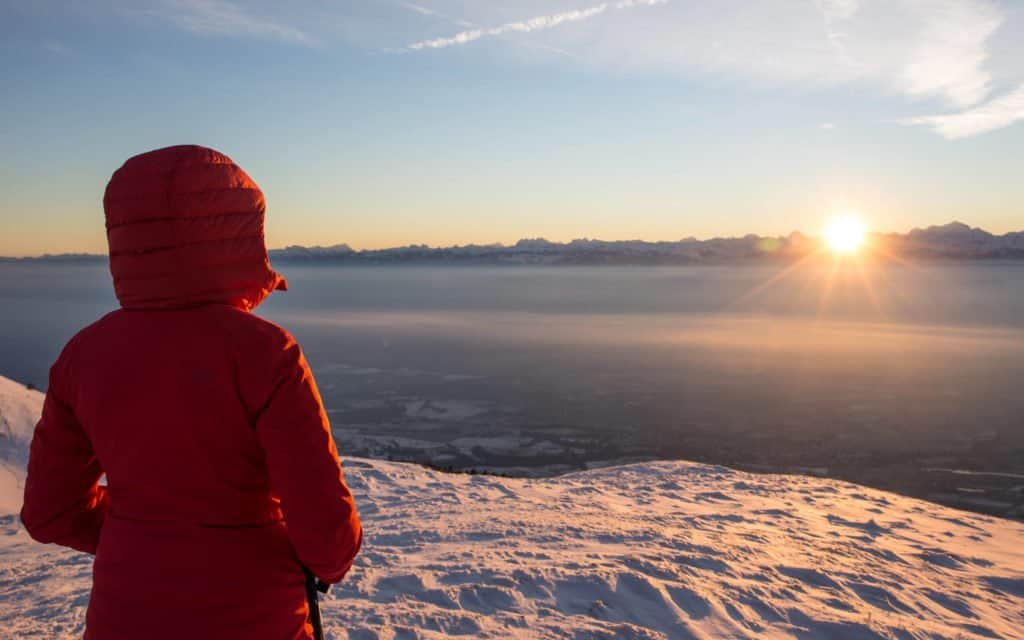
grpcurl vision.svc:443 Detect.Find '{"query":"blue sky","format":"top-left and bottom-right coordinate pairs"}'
top-left (2, 1), bottom-right (1023, 256)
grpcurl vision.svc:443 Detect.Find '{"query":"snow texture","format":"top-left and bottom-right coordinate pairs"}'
top-left (0, 374), bottom-right (1021, 639)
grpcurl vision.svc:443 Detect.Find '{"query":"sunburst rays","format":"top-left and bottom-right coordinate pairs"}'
top-left (728, 223), bottom-right (911, 323)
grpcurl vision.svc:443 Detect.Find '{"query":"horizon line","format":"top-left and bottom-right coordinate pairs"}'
top-left (0, 221), bottom-right (1018, 261)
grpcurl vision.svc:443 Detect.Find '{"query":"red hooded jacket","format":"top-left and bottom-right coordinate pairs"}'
top-left (20, 145), bottom-right (362, 639)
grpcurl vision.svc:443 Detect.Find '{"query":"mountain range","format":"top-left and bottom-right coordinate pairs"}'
top-left (4, 222), bottom-right (1023, 265)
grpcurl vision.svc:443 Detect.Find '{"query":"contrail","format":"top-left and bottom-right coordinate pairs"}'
top-left (405, 0), bottom-right (667, 51)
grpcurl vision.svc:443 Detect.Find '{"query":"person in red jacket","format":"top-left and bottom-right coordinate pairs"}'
top-left (20, 145), bottom-right (362, 640)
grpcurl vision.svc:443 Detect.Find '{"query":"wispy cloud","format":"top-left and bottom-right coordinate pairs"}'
top-left (905, 84), bottom-right (1024, 138)
top-left (404, 0), bottom-right (667, 52)
top-left (395, 0), bottom-right (1014, 138)
top-left (400, 2), bottom-right (473, 28)
top-left (139, 0), bottom-right (1021, 139)
top-left (813, 0), bottom-right (859, 67)
top-left (901, 0), bottom-right (1001, 108)
top-left (395, 1), bottom-right (1011, 117)
top-left (820, 0), bottom-right (860, 20)
top-left (153, 0), bottom-right (312, 45)
top-left (401, 2), bottom-right (438, 18)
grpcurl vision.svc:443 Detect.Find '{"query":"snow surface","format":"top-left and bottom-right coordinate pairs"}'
top-left (0, 375), bottom-right (42, 514)
top-left (0, 375), bottom-right (1022, 639)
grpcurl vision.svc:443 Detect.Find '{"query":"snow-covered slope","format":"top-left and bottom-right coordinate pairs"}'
top-left (0, 375), bottom-right (1021, 639)
top-left (0, 375), bottom-right (42, 514)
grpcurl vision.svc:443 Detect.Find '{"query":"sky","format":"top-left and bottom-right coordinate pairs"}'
top-left (1, 0), bottom-right (1023, 256)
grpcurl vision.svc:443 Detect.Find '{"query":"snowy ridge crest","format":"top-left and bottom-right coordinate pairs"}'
top-left (0, 374), bottom-right (1022, 638)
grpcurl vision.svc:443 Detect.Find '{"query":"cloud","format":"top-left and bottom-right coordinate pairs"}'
top-left (901, 0), bottom-right (1002, 108)
top-left (401, 2), bottom-right (438, 18)
top-left (396, 1), bottom-right (1013, 113)
top-left (134, 0), bottom-right (1020, 139)
top-left (905, 84), bottom-right (1024, 138)
top-left (813, 0), bottom-right (859, 66)
top-left (404, 0), bottom-right (667, 51)
top-left (400, 2), bottom-right (473, 28)
top-left (820, 0), bottom-right (860, 20)
top-left (153, 0), bottom-right (312, 45)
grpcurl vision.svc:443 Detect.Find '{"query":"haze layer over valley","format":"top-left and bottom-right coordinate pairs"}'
top-left (2, 258), bottom-right (1023, 519)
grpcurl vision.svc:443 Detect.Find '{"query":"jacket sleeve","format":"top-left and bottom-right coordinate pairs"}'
top-left (255, 338), bottom-right (362, 584)
top-left (20, 359), bottom-right (109, 554)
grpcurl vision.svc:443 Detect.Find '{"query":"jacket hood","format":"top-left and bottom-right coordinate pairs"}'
top-left (103, 145), bottom-right (287, 311)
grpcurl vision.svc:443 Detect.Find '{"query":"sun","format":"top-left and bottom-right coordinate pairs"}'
top-left (824, 215), bottom-right (865, 254)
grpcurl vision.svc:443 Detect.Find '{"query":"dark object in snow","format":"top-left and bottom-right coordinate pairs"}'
top-left (304, 567), bottom-right (330, 640)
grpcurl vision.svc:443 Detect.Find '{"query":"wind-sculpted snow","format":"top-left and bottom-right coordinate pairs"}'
top-left (0, 375), bottom-right (1021, 639)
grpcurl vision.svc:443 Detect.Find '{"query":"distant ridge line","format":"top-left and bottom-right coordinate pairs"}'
top-left (4, 222), bottom-right (1024, 264)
